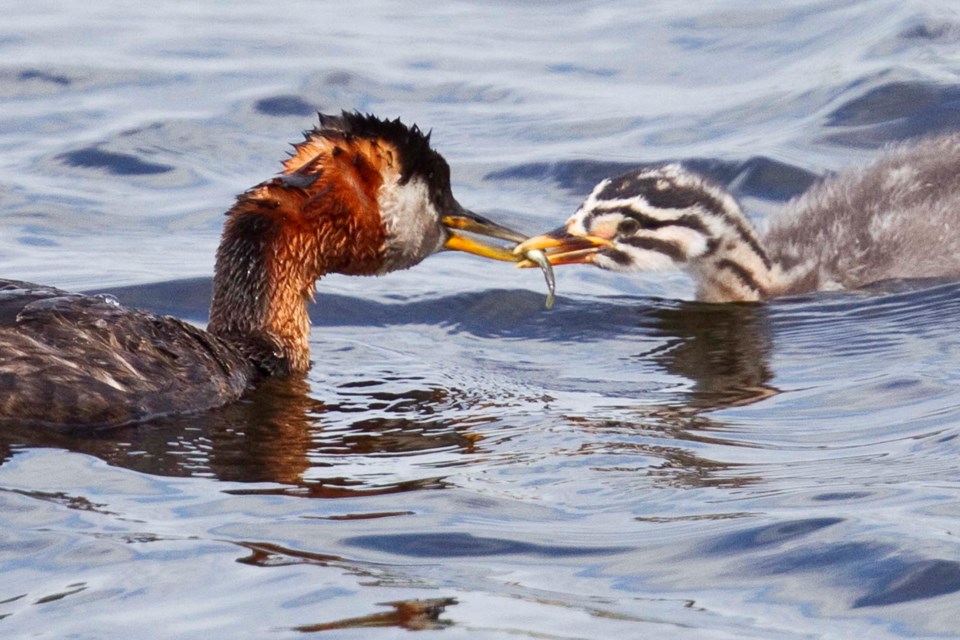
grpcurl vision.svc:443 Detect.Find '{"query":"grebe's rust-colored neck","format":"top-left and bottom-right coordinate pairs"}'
top-left (208, 135), bottom-right (397, 375)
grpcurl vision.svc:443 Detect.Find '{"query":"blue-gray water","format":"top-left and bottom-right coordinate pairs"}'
top-left (2, 1), bottom-right (960, 637)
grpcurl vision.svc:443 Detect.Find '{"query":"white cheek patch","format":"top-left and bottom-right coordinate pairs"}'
top-left (634, 251), bottom-right (678, 271)
top-left (596, 248), bottom-right (677, 272)
top-left (626, 247), bottom-right (679, 271)
top-left (655, 227), bottom-right (707, 257)
top-left (377, 176), bottom-right (445, 272)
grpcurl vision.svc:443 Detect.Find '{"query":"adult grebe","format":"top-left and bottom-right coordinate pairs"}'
top-left (1, 112), bottom-right (527, 427)
top-left (516, 134), bottom-right (960, 302)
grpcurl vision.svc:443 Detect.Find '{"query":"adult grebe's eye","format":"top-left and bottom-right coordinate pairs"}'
top-left (617, 218), bottom-right (640, 235)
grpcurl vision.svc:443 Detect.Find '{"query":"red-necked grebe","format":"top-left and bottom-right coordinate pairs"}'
top-left (1, 112), bottom-right (527, 427)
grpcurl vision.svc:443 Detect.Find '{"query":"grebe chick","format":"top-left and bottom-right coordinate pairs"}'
top-left (517, 134), bottom-right (960, 302)
top-left (1, 112), bottom-right (527, 428)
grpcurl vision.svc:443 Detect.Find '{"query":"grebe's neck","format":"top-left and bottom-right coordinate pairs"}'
top-left (208, 209), bottom-right (313, 375)
top-left (207, 176), bottom-right (384, 375)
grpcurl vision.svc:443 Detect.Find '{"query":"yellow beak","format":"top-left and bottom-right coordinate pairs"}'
top-left (513, 226), bottom-right (613, 267)
top-left (441, 207), bottom-right (527, 263)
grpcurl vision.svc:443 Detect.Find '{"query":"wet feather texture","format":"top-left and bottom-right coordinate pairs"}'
top-left (0, 279), bottom-right (251, 426)
top-left (1, 113), bottom-right (525, 427)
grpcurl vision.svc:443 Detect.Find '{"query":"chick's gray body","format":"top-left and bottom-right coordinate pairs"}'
top-left (767, 134), bottom-right (960, 293)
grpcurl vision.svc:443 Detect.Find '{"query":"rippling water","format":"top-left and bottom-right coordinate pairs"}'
top-left (3, 1), bottom-right (960, 638)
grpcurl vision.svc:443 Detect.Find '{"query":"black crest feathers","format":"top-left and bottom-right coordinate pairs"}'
top-left (313, 111), bottom-right (450, 189)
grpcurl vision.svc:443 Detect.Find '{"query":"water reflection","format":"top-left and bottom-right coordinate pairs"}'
top-left (0, 292), bottom-right (782, 497)
top-left (643, 301), bottom-right (778, 411)
top-left (560, 300), bottom-right (778, 490)
top-left (0, 376), bottom-right (485, 492)
top-left (292, 597), bottom-right (457, 633)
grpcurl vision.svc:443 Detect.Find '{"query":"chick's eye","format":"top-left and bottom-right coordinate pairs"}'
top-left (617, 218), bottom-right (640, 235)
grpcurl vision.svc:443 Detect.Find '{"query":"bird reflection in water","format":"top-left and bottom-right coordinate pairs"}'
top-left (0, 374), bottom-right (492, 493)
top-left (0, 296), bottom-right (781, 493)
top-left (292, 597), bottom-right (457, 633)
top-left (562, 299), bottom-right (778, 491)
top-left (642, 300), bottom-right (778, 411)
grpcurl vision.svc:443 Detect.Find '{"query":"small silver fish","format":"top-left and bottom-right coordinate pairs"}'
top-left (523, 249), bottom-right (555, 309)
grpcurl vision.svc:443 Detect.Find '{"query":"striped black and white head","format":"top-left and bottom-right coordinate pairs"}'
top-left (517, 164), bottom-right (777, 302)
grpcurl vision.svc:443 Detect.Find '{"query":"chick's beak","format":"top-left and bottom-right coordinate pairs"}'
top-left (513, 226), bottom-right (613, 267)
top-left (442, 205), bottom-right (527, 263)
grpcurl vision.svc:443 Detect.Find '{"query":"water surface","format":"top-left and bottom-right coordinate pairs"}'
top-left (2, 1), bottom-right (960, 638)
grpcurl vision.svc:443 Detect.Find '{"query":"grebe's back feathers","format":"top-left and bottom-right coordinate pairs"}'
top-left (0, 279), bottom-right (251, 427)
